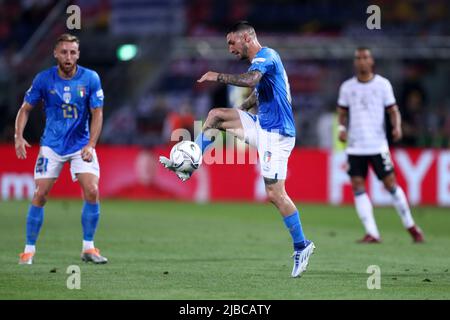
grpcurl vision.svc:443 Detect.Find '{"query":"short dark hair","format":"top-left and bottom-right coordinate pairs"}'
top-left (227, 21), bottom-right (255, 35)
top-left (55, 33), bottom-right (79, 48)
top-left (356, 46), bottom-right (371, 52)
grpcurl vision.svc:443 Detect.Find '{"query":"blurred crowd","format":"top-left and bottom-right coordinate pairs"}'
top-left (1, 0), bottom-right (449, 148)
top-left (100, 57), bottom-right (450, 149)
top-left (186, 0), bottom-right (449, 37)
top-left (0, 0), bottom-right (57, 54)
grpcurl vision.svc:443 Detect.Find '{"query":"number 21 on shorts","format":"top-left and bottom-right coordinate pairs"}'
top-left (35, 157), bottom-right (48, 173)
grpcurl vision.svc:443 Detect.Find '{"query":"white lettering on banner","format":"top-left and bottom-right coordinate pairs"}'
top-left (1, 173), bottom-right (35, 200)
top-left (369, 170), bottom-right (392, 205)
top-left (395, 150), bottom-right (434, 205)
top-left (330, 151), bottom-right (350, 204)
top-left (438, 151), bottom-right (450, 206)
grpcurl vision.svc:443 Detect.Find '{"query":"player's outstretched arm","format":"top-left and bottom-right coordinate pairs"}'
top-left (197, 70), bottom-right (262, 88)
top-left (81, 107), bottom-right (103, 162)
top-left (387, 104), bottom-right (402, 142)
top-left (14, 102), bottom-right (33, 159)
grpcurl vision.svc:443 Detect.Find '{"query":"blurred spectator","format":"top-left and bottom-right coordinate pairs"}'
top-left (398, 63), bottom-right (428, 147)
top-left (163, 101), bottom-right (195, 145)
top-left (101, 105), bottom-right (137, 144)
top-left (316, 112), bottom-right (334, 149)
top-left (425, 105), bottom-right (450, 148)
top-left (441, 106), bottom-right (450, 148)
top-left (136, 96), bottom-right (169, 147)
top-left (400, 89), bottom-right (426, 147)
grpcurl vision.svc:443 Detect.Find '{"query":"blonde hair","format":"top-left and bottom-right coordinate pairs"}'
top-left (55, 33), bottom-right (79, 48)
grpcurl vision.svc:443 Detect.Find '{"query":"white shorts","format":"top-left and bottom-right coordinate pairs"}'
top-left (34, 146), bottom-right (100, 182)
top-left (237, 109), bottom-right (295, 180)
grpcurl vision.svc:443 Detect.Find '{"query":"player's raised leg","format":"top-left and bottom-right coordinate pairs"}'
top-left (76, 172), bottom-right (107, 264)
top-left (160, 107), bottom-right (243, 181)
top-left (264, 178), bottom-right (314, 277)
top-left (195, 107), bottom-right (244, 153)
top-left (382, 173), bottom-right (424, 243)
top-left (19, 178), bottom-right (56, 264)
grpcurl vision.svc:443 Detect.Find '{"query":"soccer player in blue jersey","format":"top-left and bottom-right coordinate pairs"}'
top-left (14, 34), bottom-right (107, 264)
top-left (160, 22), bottom-right (315, 277)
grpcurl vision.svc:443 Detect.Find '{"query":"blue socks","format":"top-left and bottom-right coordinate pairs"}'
top-left (25, 202), bottom-right (99, 246)
top-left (283, 210), bottom-right (306, 250)
top-left (194, 132), bottom-right (214, 154)
top-left (26, 205), bottom-right (44, 245)
top-left (81, 202), bottom-right (100, 241)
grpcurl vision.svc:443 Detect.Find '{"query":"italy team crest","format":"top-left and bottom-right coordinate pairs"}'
top-left (262, 151), bottom-right (272, 172)
top-left (77, 86), bottom-right (86, 98)
top-left (263, 151), bottom-right (272, 163)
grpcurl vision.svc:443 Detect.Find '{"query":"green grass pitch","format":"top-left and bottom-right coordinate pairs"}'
top-left (0, 200), bottom-right (449, 299)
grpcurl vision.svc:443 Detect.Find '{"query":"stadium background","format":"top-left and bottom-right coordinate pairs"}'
top-left (0, 0), bottom-right (449, 205)
top-left (1, 0), bottom-right (450, 301)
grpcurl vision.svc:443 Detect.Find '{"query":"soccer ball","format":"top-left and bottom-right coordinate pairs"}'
top-left (170, 141), bottom-right (202, 174)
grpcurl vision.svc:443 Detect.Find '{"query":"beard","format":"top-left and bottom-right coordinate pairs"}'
top-left (58, 61), bottom-right (76, 76)
top-left (239, 45), bottom-right (249, 61)
top-left (356, 66), bottom-right (372, 75)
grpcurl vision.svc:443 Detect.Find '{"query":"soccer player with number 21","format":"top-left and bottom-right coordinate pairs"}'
top-left (14, 34), bottom-right (108, 265)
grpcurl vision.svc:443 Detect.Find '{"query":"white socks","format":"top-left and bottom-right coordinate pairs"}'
top-left (354, 186), bottom-right (415, 238)
top-left (24, 245), bottom-right (35, 253)
top-left (390, 186), bottom-right (415, 228)
top-left (83, 240), bottom-right (95, 251)
top-left (24, 242), bottom-right (95, 253)
top-left (354, 192), bottom-right (380, 239)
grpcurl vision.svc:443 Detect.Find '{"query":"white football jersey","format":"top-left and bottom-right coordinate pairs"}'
top-left (338, 74), bottom-right (396, 155)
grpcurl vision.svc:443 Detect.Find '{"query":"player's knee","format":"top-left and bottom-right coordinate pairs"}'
top-left (33, 188), bottom-right (50, 205)
top-left (83, 184), bottom-right (99, 202)
top-left (383, 182), bottom-right (397, 193)
top-left (207, 108), bottom-right (221, 121)
top-left (351, 178), bottom-right (365, 194)
top-left (351, 184), bottom-right (366, 195)
top-left (382, 174), bottom-right (397, 192)
top-left (207, 108), bottom-right (229, 123)
top-left (265, 186), bottom-right (281, 205)
top-left (352, 187), bottom-right (366, 195)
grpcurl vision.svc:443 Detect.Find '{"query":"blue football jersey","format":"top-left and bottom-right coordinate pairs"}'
top-left (248, 47), bottom-right (295, 137)
top-left (24, 65), bottom-right (104, 155)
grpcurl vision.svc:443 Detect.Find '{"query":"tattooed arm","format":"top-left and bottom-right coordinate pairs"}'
top-left (238, 90), bottom-right (258, 114)
top-left (198, 70), bottom-right (262, 88)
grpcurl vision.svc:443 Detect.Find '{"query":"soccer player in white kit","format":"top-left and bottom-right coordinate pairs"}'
top-left (337, 47), bottom-right (424, 243)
